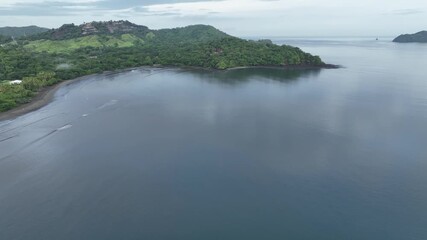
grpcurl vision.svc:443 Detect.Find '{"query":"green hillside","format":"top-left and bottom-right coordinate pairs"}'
top-left (0, 26), bottom-right (49, 37)
top-left (0, 35), bottom-right (12, 44)
top-left (27, 20), bottom-right (150, 41)
top-left (154, 24), bottom-right (230, 43)
top-left (25, 34), bottom-right (142, 53)
top-left (23, 24), bottom-right (228, 54)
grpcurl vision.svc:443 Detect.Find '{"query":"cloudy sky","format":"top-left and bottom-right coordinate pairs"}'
top-left (0, 0), bottom-right (426, 36)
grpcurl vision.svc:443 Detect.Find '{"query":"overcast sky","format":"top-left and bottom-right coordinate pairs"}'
top-left (0, 0), bottom-right (426, 37)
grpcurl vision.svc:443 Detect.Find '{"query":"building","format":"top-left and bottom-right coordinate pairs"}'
top-left (9, 80), bottom-right (22, 84)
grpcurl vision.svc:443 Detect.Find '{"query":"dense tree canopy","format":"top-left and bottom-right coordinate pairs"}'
top-left (0, 26), bottom-right (48, 38)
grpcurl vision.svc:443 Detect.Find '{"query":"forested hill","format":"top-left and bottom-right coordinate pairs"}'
top-left (26, 21), bottom-right (229, 42)
top-left (393, 31), bottom-right (427, 43)
top-left (0, 20), bottom-right (334, 112)
top-left (13, 20), bottom-right (325, 71)
top-left (27, 21), bottom-right (151, 41)
top-left (0, 26), bottom-right (49, 37)
top-left (154, 24), bottom-right (230, 43)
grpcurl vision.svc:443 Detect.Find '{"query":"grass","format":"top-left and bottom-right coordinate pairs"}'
top-left (25, 34), bottom-right (144, 53)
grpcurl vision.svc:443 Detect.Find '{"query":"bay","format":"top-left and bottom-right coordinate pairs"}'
top-left (1, 37), bottom-right (427, 240)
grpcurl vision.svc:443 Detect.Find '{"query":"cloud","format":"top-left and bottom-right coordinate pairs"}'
top-left (391, 8), bottom-right (424, 15)
top-left (0, 0), bottom-right (222, 16)
top-left (0, 0), bottom-right (102, 16)
top-left (0, 0), bottom-right (311, 17)
top-left (97, 0), bottom-right (210, 10)
top-left (142, 0), bottom-right (309, 16)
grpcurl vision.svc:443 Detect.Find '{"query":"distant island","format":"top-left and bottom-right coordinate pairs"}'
top-left (0, 20), bottom-right (336, 113)
top-left (393, 31), bottom-right (427, 43)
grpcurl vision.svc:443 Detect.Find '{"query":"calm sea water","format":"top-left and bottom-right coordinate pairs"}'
top-left (1, 38), bottom-right (427, 240)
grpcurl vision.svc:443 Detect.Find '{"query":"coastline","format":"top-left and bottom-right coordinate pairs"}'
top-left (0, 74), bottom-right (96, 122)
top-left (0, 64), bottom-right (339, 122)
top-left (225, 64), bottom-right (340, 71)
top-left (0, 66), bottom-right (144, 122)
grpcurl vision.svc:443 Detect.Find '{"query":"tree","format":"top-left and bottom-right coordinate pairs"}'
top-left (144, 56), bottom-right (153, 65)
top-left (216, 60), bottom-right (228, 70)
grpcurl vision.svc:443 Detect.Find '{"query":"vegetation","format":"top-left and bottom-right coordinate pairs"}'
top-left (25, 34), bottom-right (142, 53)
top-left (0, 72), bottom-right (58, 112)
top-left (27, 21), bottom-right (149, 41)
top-left (0, 26), bottom-right (49, 38)
top-left (393, 31), bottom-right (427, 43)
top-left (0, 35), bottom-right (13, 44)
top-left (0, 20), bottom-right (329, 113)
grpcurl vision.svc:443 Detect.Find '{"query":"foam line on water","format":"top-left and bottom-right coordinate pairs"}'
top-left (57, 124), bottom-right (72, 131)
top-left (97, 100), bottom-right (118, 110)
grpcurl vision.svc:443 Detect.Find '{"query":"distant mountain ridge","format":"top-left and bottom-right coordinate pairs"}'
top-left (393, 31), bottom-right (427, 43)
top-left (29, 21), bottom-right (149, 41)
top-left (0, 26), bottom-right (49, 37)
top-left (27, 20), bottom-right (230, 42)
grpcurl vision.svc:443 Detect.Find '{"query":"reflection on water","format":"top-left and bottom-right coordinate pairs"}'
top-left (189, 67), bottom-right (321, 85)
top-left (1, 39), bottom-right (427, 240)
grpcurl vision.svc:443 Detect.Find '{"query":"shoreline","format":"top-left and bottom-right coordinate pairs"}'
top-left (0, 73), bottom-right (97, 122)
top-left (0, 64), bottom-right (339, 121)
top-left (225, 64), bottom-right (340, 71)
top-left (0, 66), bottom-right (143, 122)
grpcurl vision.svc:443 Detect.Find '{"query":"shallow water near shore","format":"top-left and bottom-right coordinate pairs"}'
top-left (1, 38), bottom-right (427, 240)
